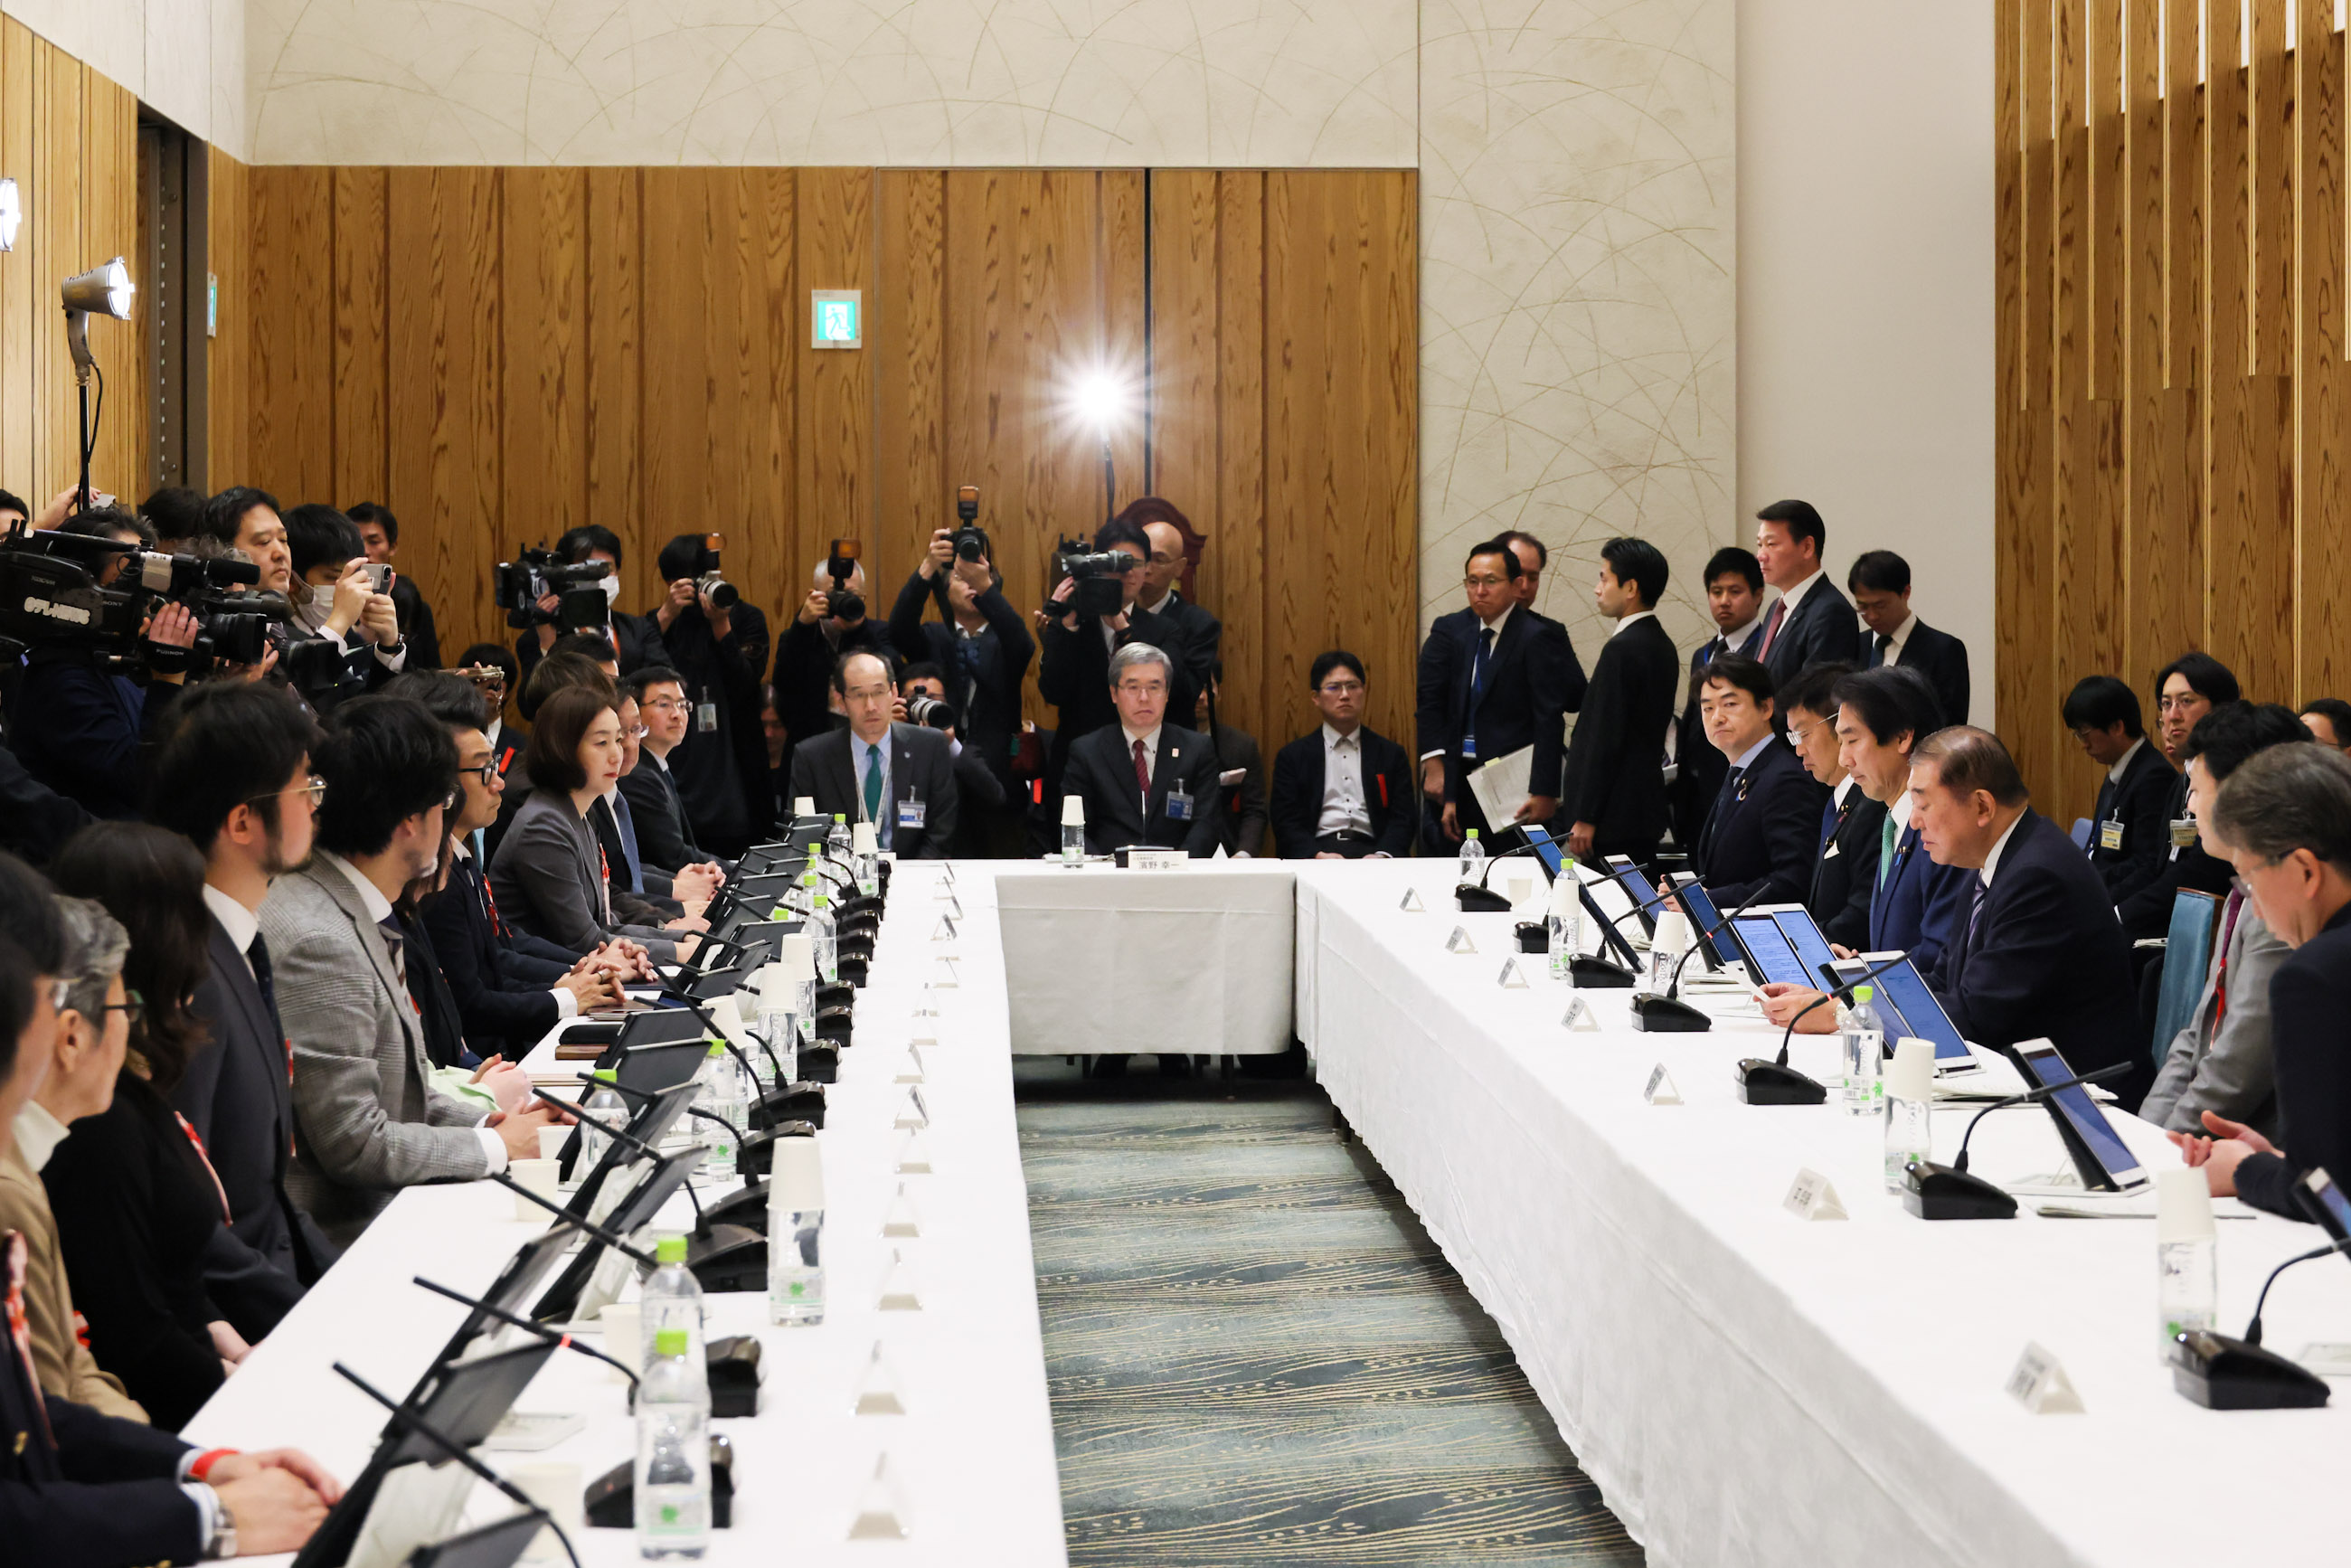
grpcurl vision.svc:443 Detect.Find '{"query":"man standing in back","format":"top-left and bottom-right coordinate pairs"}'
top-left (1558, 538), bottom-right (1678, 866)
top-left (1850, 548), bottom-right (1969, 726)
top-left (1752, 499), bottom-right (1862, 682)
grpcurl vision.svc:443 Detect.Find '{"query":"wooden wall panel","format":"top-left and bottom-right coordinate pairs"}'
top-left (796, 167), bottom-right (873, 563)
top-left (874, 171), bottom-right (946, 590)
top-left (249, 166), bottom-right (336, 508)
top-left (2000, 6), bottom-right (2351, 822)
top-left (206, 146), bottom-right (251, 491)
top-left (331, 168), bottom-right (390, 507)
top-left (581, 167), bottom-right (642, 582)
top-left (499, 166), bottom-right (587, 575)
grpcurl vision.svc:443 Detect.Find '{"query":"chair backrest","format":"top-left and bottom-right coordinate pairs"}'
top-left (2070, 817), bottom-right (2094, 851)
top-left (2150, 887), bottom-right (2224, 1068)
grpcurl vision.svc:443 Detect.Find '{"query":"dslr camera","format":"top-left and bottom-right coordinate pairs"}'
top-left (689, 533), bottom-right (740, 611)
top-left (1052, 537), bottom-right (1132, 620)
top-left (0, 524), bottom-right (296, 677)
top-left (494, 544), bottom-right (611, 633)
top-left (825, 540), bottom-right (864, 622)
top-left (903, 691), bottom-right (956, 731)
top-left (950, 486), bottom-right (990, 565)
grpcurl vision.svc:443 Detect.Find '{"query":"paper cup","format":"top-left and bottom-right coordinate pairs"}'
top-left (510, 1158), bottom-right (560, 1219)
top-left (537, 1125), bottom-right (571, 1163)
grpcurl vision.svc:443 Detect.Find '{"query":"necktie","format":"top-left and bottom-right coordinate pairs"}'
top-left (1962, 877), bottom-right (1989, 959)
top-left (1756, 596), bottom-right (1788, 659)
top-left (1705, 635), bottom-right (1727, 665)
top-left (1878, 815), bottom-right (1899, 888)
top-left (1876, 632), bottom-right (1894, 661)
top-left (609, 790), bottom-right (645, 893)
top-left (377, 916), bottom-right (409, 988)
top-left (1465, 626), bottom-right (1497, 760)
top-left (247, 931), bottom-right (278, 1021)
top-left (1818, 798), bottom-right (1844, 860)
top-left (864, 742), bottom-right (885, 822)
top-left (1133, 738), bottom-right (1152, 813)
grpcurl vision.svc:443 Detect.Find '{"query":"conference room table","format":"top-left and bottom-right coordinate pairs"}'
top-left (182, 860), bottom-right (1068, 1566)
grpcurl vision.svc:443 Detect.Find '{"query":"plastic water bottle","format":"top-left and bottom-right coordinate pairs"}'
top-left (767, 1138), bottom-right (826, 1327)
top-left (1882, 1037), bottom-right (1936, 1192)
top-left (694, 1044), bottom-right (744, 1178)
top-left (641, 1234), bottom-right (705, 1371)
top-left (807, 892), bottom-right (838, 984)
top-left (634, 1327), bottom-right (711, 1558)
top-left (826, 813), bottom-right (853, 859)
top-left (2156, 1167), bottom-right (2218, 1355)
top-left (754, 997), bottom-right (795, 1089)
top-left (1545, 869), bottom-right (1582, 982)
top-left (1840, 986), bottom-right (1885, 1117)
top-left (1458, 827), bottom-right (1485, 883)
top-left (575, 1069), bottom-right (627, 1182)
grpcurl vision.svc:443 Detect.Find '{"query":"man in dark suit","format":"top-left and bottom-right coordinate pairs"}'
top-left (146, 682), bottom-right (340, 1338)
top-left (897, 662), bottom-right (1009, 855)
top-left (643, 534), bottom-right (771, 855)
top-left (2063, 674), bottom-right (2176, 905)
top-left (621, 666), bottom-right (718, 872)
top-left (790, 651), bottom-right (961, 858)
top-left (1675, 546), bottom-right (1767, 855)
top-left (514, 524), bottom-right (671, 691)
top-left (1415, 535), bottom-right (1586, 845)
top-left (885, 527), bottom-right (1036, 858)
top-left (1779, 663), bottom-right (1881, 949)
top-left (1559, 537), bottom-right (1679, 865)
top-left (1037, 518), bottom-right (1198, 791)
top-left (2117, 651), bottom-right (2242, 941)
top-left (1751, 498), bottom-right (1863, 682)
top-left (1271, 651), bottom-right (1416, 858)
top-left (1915, 728), bottom-right (2146, 1107)
top-left (350, 501), bottom-right (441, 670)
top-left (1060, 643), bottom-right (1224, 856)
top-left (1133, 506), bottom-right (1223, 702)
top-left (1850, 549), bottom-right (1969, 726)
top-left (1690, 654), bottom-right (1827, 908)
top-left (2175, 743), bottom-right (2351, 1218)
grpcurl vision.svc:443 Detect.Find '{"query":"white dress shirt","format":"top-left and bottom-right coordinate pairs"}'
top-left (1773, 568), bottom-right (1827, 624)
top-left (2106, 736), bottom-right (2148, 787)
top-left (1317, 724), bottom-right (1373, 838)
top-left (1613, 609), bottom-right (1657, 638)
top-left (202, 883), bottom-right (262, 979)
top-left (1119, 724), bottom-right (1163, 791)
top-left (1708, 612), bottom-right (1760, 654)
top-left (1423, 603), bottom-right (1517, 761)
top-left (1727, 732), bottom-right (1774, 773)
top-left (1875, 611), bottom-right (1918, 665)
top-left (1978, 812), bottom-right (2027, 890)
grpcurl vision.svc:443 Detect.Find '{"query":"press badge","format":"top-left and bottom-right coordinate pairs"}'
top-left (2099, 818), bottom-right (2124, 853)
top-left (2169, 818), bottom-right (2198, 848)
top-left (1166, 784), bottom-right (1195, 822)
top-left (697, 701), bottom-right (720, 733)
top-left (897, 798), bottom-right (927, 830)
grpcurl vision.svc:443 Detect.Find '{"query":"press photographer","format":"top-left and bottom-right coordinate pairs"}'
top-left (282, 505), bottom-right (407, 693)
top-left (646, 533), bottom-right (770, 855)
top-left (507, 524), bottom-right (670, 686)
top-left (1035, 518), bottom-right (1198, 831)
top-left (777, 540), bottom-right (894, 757)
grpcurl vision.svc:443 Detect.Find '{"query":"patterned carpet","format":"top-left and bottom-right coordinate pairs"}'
top-left (1014, 1067), bottom-right (1643, 1567)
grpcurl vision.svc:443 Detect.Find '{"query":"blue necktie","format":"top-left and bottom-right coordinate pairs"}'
top-left (1464, 626), bottom-right (1496, 760)
top-left (1818, 798), bottom-right (1841, 859)
top-left (610, 791), bottom-right (646, 893)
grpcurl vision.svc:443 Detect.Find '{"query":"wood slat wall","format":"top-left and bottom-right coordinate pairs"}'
top-left (1998, 2), bottom-right (2351, 822)
top-left (223, 164), bottom-right (1419, 754)
top-left (0, 17), bottom-right (143, 509)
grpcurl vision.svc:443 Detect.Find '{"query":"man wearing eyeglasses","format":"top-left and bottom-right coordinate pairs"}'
top-left (1270, 651), bottom-right (1414, 858)
top-left (1059, 644), bottom-right (1223, 857)
top-left (788, 651), bottom-right (960, 858)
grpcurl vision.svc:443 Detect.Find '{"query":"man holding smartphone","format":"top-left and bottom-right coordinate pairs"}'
top-left (349, 502), bottom-right (440, 668)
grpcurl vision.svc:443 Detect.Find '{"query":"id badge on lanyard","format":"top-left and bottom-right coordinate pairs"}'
top-left (1166, 782), bottom-right (1194, 822)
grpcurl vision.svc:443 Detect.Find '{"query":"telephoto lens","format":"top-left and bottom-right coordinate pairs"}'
top-left (905, 694), bottom-right (955, 731)
top-left (697, 571), bottom-right (741, 610)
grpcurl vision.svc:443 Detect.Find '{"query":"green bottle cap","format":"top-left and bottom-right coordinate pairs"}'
top-left (834, 814), bottom-right (847, 823)
top-left (590, 1068), bottom-right (618, 1084)
top-left (1466, 828), bottom-right (1480, 840)
top-left (656, 1233), bottom-right (688, 1264)
top-left (706, 1041), bottom-right (725, 1057)
top-left (1854, 986), bottom-right (1874, 1004)
top-left (654, 1327), bottom-right (689, 1357)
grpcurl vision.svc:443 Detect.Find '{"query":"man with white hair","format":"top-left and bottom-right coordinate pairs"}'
top-left (1058, 643), bottom-right (1223, 857)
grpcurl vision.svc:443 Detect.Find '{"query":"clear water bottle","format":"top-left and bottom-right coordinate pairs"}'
top-left (1882, 1037), bottom-right (1935, 1192)
top-left (1545, 868), bottom-right (1582, 983)
top-left (826, 813), bottom-right (853, 859)
top-left (754, 998), bottom-right (794, 1089)
top-left (641, 1234), bottom-right (705, 1371)
top-left (807, 892), bottom-right (838, 984)
top-left (2156, 1167), bottom-right (2218, 1354)
top-left (767, 1138), bottom-right (826, 1327)
top-left (1840, 986), bottom-right (1884, 1117)
top-left (575, 1069), bottom-right (627, 1181)
top-left (634, 1327), bottom-right (711, 1559)
top-left (1458, 827), bottom-right (1485, 883)
top-left (694, 1044), bottom-right (744, 1179)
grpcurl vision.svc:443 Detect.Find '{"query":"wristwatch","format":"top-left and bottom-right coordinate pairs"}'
top-left (207, 1493), bottom-right (237, 1560)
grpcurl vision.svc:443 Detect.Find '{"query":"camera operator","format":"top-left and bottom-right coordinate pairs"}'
top-left (138, 486), bottom-right (207, 556)
top-left (778, 550), bottom-right (895, 760)
top-left (896, 662), bottom-right (1006, 855)
top-left (347, 503), bottom-right (439, 669)
top-left (645, 534), bottom-right (768, 855)
top-left (199, 487), bottom-right (293, 595)
top-left (1123, 500), bottom-right (1221, 699)
top-left (511, 525), bottom-right (670, 688)
top-left (9, 508), bottom-right (201, 819)
top-left (283, 505), bottom-right (406, 691)
top-left (1036, 517), bottom-right (1197, 815)
top-left (886, 525), bottom-right (1033, 857)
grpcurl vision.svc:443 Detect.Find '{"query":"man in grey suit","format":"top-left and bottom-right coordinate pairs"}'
top-left (789, 650), bottom-right (960, 857)
top-left (261, 696), bottom-right (562, 1244)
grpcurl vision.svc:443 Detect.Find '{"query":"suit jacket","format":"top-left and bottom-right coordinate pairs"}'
top-left (2139, 890), bottom-right (2286, 1139)
top-left (1867, 618), bottom-right (1969, 728)
top-left (1869, 816), bottom-right (1971, 986)
top-left (647, 603), bottom-right (766, 851)
top-left (789, 723), bottom-right (961, 859)
top-left (0, 1145), bottom-right (143, 1422)
top-left (260, 861), bottom-right (494, 1246)
top-left (619, 756), bottom-right (706, 872)
top-left (1694, 736), bottom-right (1827, 908)
top-left (0, 740), bottom-right (92, 865)
top-left (884, 575), bottom-right (1037, 798)
top-left (1201, 724), bottom-right (1269, 857)
top-left (11, 647), bottom-right (175, 820)
top-left (1414, 607), bottom-right (1585, 803)
top-left (774, 617), bottom-right (898, 774)
top-left (1674, 621), bottom-right (1765, 853)
top-left (587, 794), bottom-right (678, 915)
top-left (400, 907), bottom-right (476, 1071)
top-left (489, 789), bottom-right (680, 964)
top-left (418, 853), bottom-right (571, 1061)
top-left (1036, 605), bottom-right (1199, 779)
top-left (178, 913), bottom-right (334, 1339)
top-left (2233, 904), bottom-right (2351, 1220)
top-left (1808, 787), bottom-right (1887, 949)
top-left (389, 574), bottom-right (442, 669)
top-left (1759, 578), bottom-right (1864, 683)
top-left (0, 1325), bottom-right (197, 1568)
top-left (1931, 809), bottom-right (2145, 1106)
top-left (1061, 723), bottom-right (1224, 855)
top-left (2115, 770), bottom-right (2237, 940)
top-left (514, 609), bottom-right (669, 696)
top-left (2086, 741), bottom-right (2176, 907)
top-left (1558, 616), bottom-right (1679, 855)
top-left (1270, 726), bottom-right (1416, 859)
top-left (1151, 590), bottom-right (1223, 702)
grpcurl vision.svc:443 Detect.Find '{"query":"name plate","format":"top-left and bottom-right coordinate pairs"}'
top-left (1445, 925), bottom-right (1478, 955)
top-left (1563, 995), bottom-right (1600, 1032)
top-left (1127, 848), bottom-right (1187, 872)
top-left (1496, 958), bottom-right (1529, 989)
top-left (1399, 887), bottom-right (1427, 912)
top-left (931, 914), bottom-right (958, 941)
top-left (1782, 1167), bottom-right (1847, 1221)
top-left (1644, 1064), bottom-right (1682, 1104)
top-left (2005, 1341), bottom-right (2083, 1413)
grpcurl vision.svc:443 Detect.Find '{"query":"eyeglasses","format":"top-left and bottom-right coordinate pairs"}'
top-left (1786, 719), bottom-right (1827, 746)
top-left (643, 698), bottom-right (689, 713)
top-left (1463, 574), bottom-right (1511, 590)
top-left (1115, 681), bottom-right (1167, 696)
top-left (626, 724), bottom-right (649, 740)
top-left (1317, 680), bottom-right (1365, 696)
top-left (247, 776), bottom-right (326, 810)
top-left (2157, 695), bottom-right (2207, 713)
top-left (100, 989), bottom-right (146, 1028)
top-left (459, 760), bottom-right (502, 787)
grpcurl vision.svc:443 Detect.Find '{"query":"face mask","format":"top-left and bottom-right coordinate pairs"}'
top-left (599, 576), bottom-right (622, 603)
top-left (310, 583), bottom-right (339, 612)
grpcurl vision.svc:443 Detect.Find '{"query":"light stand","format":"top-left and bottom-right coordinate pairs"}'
top-left (61, 258), bottom-right (134, 514)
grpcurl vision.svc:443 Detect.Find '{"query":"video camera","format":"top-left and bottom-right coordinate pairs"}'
top-left (0, 523), bottom-right (301, 679)
top-left (1052, 536), bottom-right (1131, 619)
top-left (825, 540), bottom-right (864, 622)
top-left (494, 544), bottom-right (611, 634)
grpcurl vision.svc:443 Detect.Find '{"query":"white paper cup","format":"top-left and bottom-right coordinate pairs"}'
top-left (537, 1125), bottom-right (571, 1163)
top-left (510, 1158), bottom-right (560, 1219)
top-left (1505, 874), bottom-right (1533, 906)
top-left (600, 1302), bottom-right (641, 1379)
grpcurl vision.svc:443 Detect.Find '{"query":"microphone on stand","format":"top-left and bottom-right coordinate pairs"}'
top-left (1734, 949), bottom-right (1914, 1104)
top-left (1629, 880), bottom-right (1775, 1033)
top-left (486, 1169), bottom-right (657, 1268)
top-left (1900, 1060), bottom-right (2132, 1216)
top-left (1454, 840), bottom-right (1545, 912)
top-left (2170, 1232), bottom-right (2348, 1409)
top-left (410, 1275), bottom-right (639, 1387)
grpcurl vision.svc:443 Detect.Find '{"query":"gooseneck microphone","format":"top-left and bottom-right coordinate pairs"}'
top-left (1629, 881), bottom-right (1775, 1033)
top-left (411, 1275), bottom-right (639, 1387)
top-left (491, 1169), bottom-right (657, 1268)
top-left (1902, 1059), bottom-right (2133, 1217)
top-left (2169, 1236), bottom-right (2348, 1409)
top-left (1734, 950), bottom-right (1915, 1104)
top-left (1455, 840), bottom-right (1544, 912)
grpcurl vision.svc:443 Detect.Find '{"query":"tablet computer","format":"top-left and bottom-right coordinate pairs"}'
top-left (1522, 824), bottom-right (1566, 882)
top-left (2017, 1041), bottom-right (2149, 1194)
top-left (1769, 905), bottom-right (1842, 987)
top-left (1730, 911), bottom-right (1815, 987)
top-left (1824, 954), bottom-right (1973, 1069)
top-left (1603, 855), bottom-right (1666, 937)
top-left (1662, 876), bottom-right (1739, 969)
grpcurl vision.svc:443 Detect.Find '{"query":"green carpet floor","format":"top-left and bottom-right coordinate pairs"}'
top-left (1015, 1068), bottom-right (1643, 1567)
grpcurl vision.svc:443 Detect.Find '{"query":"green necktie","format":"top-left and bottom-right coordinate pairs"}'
top-left (864, 742), bottom-right (884, 822)
top-left (1878, 811), bottom-right (1898, 888)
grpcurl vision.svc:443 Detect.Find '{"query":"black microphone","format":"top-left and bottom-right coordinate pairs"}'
top-left (1629, 880), bottom-right (1775, 1033)
top-left (1455, 840), bottom-right (1544, 912)
top-left (1903, 1059), bottom-right (2133, 1217)
top-left (490, 1170), bottom-right (657, 1267)
top-left (332, 1363), bottom-right (584, 1568)
top-left (2170, 1237), bottom-right (2347, 1409)
top-left (411, 1275), bottom-right (639, 1387)
top-left (1735, 950), bottom-right (1914, 1105)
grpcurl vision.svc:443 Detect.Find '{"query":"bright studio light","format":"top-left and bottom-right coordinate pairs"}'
top-left (1070, 368), bottom-right (1136, 436)
top-left (62, 256), bottom-right (135, 380)
top-left (0, 179), bottom-right (19, 252)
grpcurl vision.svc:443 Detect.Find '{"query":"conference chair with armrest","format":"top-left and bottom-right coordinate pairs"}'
top-left (2150, 887), bottom-right (2223, 1072)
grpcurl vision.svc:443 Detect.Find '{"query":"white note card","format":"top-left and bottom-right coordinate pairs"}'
top-left (1782, 1167), bottom-right (1848, 1221)
top-left (1644, 1064), bottom-right (1682, 1104)
top-left (2005, 1342), bottom-right (2084, 1413)
top-left (1445, 925), bottom-right (1478, 955)
top-left (1497, 957), bottom-right (1529, 989)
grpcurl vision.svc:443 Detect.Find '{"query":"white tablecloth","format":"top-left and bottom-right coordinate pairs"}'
top-left (1292, 859), bottom-right (2351, 1568)
top-left (184, 862), bottom-right (1067, 1566)
top-left (989, 862), bottom-right (1297, 1054)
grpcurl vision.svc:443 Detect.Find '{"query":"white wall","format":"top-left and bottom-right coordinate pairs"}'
top-left (1, 0), bottom-right (246, 156)
top-left (1734, 0), bottom-right (1995, 723)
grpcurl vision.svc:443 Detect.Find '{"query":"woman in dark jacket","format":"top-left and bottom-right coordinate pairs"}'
top-left (44, 823), bottom-right (245, 1431)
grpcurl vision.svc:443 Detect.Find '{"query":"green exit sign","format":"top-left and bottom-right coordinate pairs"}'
top-left (812, 289), bottom-right (861, 349)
